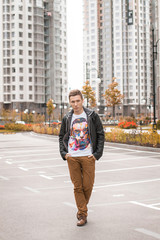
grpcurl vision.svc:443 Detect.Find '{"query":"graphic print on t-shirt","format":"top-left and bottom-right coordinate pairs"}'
top-left (69, 117), bottom-right (90, 151)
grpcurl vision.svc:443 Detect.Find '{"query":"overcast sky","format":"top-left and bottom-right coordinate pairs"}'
top-left (67, 0), bottom-right (83, 90)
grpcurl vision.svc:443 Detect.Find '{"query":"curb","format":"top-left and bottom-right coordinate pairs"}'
top-left (105, 141), bottom-right (160, 153)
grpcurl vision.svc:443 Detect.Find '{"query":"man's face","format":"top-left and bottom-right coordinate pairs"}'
top-left (69, 95), bottom-right (84, 115)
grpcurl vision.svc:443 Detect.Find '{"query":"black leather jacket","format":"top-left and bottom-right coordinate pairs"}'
top-left (59, 107), bottom-right (104, 160)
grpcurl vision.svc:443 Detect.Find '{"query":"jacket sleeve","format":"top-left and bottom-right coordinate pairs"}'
top-left (93, 113), bottom-right (104, 160)
top-left (59, 117), bottom-right (68, 160)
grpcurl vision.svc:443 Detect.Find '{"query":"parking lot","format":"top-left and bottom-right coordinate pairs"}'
top-left (0, 132), bottom-right (160, 240)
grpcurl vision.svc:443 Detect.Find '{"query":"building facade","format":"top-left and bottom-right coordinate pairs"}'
top-left (83, 0), bottom-right (153, 118)
top-left (0, 0), bottom-right (68, 116)
top-left (153, 0), bottom-right (160, 120)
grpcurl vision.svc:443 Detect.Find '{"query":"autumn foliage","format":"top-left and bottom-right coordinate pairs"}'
top-left (82, 80), bottom-right (96, 108)
top-left (103, 80), bottom-right (123, 117)
top-left (118, 121), bottom-right (138, 129)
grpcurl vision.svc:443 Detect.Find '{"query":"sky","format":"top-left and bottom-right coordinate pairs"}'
top-left (67, 0), bottom-right (83, 90)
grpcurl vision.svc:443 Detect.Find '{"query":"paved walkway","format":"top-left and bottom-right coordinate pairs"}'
top-left (0, 132), bottom-right (160, 240)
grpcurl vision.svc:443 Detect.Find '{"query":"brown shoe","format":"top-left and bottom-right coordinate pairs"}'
top-left (77, 216), bottom-right (87, 227)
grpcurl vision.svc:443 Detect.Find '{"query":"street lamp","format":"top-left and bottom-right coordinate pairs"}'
top-left (152, 28), bottom-right (160, 130)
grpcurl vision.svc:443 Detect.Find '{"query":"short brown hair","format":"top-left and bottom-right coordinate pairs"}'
top-left (69, 89), bottom-right (83, 100)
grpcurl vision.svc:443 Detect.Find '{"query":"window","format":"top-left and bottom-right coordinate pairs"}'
top-left (28, 24), bottom-right (32, 29)
top-left (29, 94), bottom-right (32, 100)
top-left (19, 85), bottom-right (23, 90)
top-left (19, 50), bottom-right (23, 55)
top-left (29, 86), bottom-right (32, 91)
top-left (28, 16), bottom-right (32, 21)
top-left (19, 14), bottom-right (23, 19)
top-left (19, 41), bottom-right (23, 46)
top-left (20, 94), bottom-right (23, 99)
top-left (19, 76), bottom-right (23, 82)
top-left (19, 23), bottom-right (23, 28)
top-left (29, 77), bottom-right (32, 82)
top-left (19, 32), bottom-right (23, 37)
top-left (12, 94), bottom-right (15, 100)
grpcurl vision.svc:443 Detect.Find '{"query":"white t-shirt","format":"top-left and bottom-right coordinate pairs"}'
top-left (68, 111), bottom-right (92, 157)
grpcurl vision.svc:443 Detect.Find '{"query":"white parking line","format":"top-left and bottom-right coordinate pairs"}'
top-left (100, 155), bottom-right (159, 163)
top-left (94, 178), bottom-right (160, 189)
top-left (5, 161), bottom-right (12, 164)
top-left (151, 203), bottom-right (160, 206)
top-left (63, 202), bottom-right (77, 209)
top-left (25, 164), bottom-right (66, 170)
top-left (50, 174), bottom-right (69, 178)
top-left (63, 202), bottom-right (93, 212)
top-left (39, 174), bottom-right (53, 180)
top-left (30, 132), bottom-right (59, 140)
top-left (24, 186), bottom-right (39, 193)
top-left (18, 167), bottom-right (28, 171)
top-left (135, 228), bottom-right (160, 239)
top-left (2, 152), bottom-right (59, 158)
top-left (1, 148), bottom-right (59, 154)
top-left (96, 164), bottom-right (160, 174)
top-left (104, 145), bottom-right (160, 155)
top-left (0, 176), bottom-right (9, 180)
top-left (5, 157), bottom-right (60, 164)
top-left (130, 201), bottom-right (160, 211)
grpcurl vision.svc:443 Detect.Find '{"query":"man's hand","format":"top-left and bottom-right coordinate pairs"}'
top-left (65, 153), bottom-right (71, 160)
top-left (88, 154), bottom-right (96, 161)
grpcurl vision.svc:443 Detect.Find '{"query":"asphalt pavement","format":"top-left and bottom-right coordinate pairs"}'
top-left (0, 132), bottom-right (160, 240)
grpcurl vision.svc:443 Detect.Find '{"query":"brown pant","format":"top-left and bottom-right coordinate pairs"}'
top-left (67, 156), bottom-right (95, 217)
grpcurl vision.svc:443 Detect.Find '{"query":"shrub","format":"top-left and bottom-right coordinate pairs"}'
top-left (157, 120), bottom-right (160, 130)
top-left (118, 121), bottom-right (137, 129)
top-left (32, 124), bottom-right (61, 136)
top-left (105, 128), bottom-right (160, 148)
top-left (5, 123), bottom-right (33, 131)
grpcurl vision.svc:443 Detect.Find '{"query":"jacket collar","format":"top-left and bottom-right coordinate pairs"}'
top-left (67, 107), bottom-right (94, 118)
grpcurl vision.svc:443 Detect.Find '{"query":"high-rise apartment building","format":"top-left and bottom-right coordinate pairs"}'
top-left (153, 0), bottom-right (160, 119)
top-left (0, 0), bottom-right (68, 115)
top-left (83, 0), bottom-right (153, 117)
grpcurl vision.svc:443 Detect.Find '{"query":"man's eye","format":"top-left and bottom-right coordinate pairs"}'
top-left (75, 130), bottom-right (80, 134)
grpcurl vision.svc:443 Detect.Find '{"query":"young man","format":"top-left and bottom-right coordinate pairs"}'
top-left (59, 89), bottom-right (104, 226)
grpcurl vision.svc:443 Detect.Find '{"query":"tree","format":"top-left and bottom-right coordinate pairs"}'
top-left (47, 99), bottom-right (55, 126)
top-left (103, 78), bottom-right (124, 118)
top-left (82, 80), bottom-right (96, 108)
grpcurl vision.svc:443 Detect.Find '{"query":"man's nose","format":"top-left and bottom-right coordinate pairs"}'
top-left (80, 131), bottom-right (83, 137)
